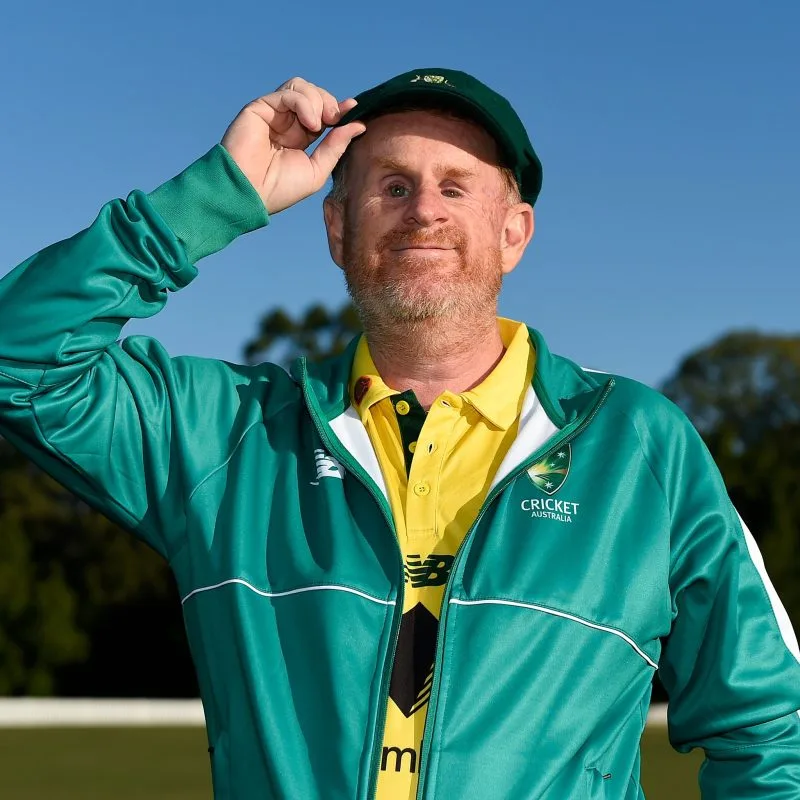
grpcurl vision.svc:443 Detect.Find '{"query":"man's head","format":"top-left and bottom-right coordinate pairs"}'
top-left (322, 69), bottom-right (541, 331)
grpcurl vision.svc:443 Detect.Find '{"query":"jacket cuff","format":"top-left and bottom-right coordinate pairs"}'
top-left (147, 144), bottom-right (269, 263)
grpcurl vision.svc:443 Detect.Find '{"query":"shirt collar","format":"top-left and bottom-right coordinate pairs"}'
top-left (349, 336), bottom-right (398, 423)
top-left (460, 318), bottom-right (534, 430)
top-left (348, 318), bottom-right (534, 430)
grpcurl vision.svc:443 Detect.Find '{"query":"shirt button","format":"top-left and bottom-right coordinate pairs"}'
top-left (408, 441), bottom-right (417, 453)
top-left (413, 481), bottom-right (430, 497)
top-left (395, 400), bottom-right (411, 415)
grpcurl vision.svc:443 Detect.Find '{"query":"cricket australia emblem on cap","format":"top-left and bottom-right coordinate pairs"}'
top-left (410, 74), bottom-right (454, 86)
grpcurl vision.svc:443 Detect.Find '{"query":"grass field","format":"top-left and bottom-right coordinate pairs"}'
top-left (0, 727), bottom-right (704, 799)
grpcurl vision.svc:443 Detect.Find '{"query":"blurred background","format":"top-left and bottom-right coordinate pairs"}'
top-left (0, 0), bottom-right (797, 797)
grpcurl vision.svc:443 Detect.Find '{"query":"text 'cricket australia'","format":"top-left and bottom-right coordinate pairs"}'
top-left (521, 497), bottom-right (581, 523)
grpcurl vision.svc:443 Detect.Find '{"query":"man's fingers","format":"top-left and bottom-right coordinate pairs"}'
top-left (256, 89), bottom-right (320, 132)
top-left (287, 81), bottom-right (327, 130)
top-left (225, 79), bottom-right (365, 212)
top-left (312, 85), bottom-right (345, 126)
top-left (275, 78), bottom-right (338, 132)
top-left (275, 79), bottom-right (357, 130)
top-left (280, 90), bottom-right (322, 132)
top-left (253, 80), bottom-right (357, 136)
top-left (287, 81), bottom-right (348, 128)
top-left (310, 122), bottom-right (367, 187)
top-left (323, 97), bottom-right (358, 126)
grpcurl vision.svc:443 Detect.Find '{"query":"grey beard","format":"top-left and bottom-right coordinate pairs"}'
top-left (345, 276), bottom-right (474, 325)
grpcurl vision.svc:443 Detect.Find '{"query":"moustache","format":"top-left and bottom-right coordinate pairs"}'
top-left (377, 226), bottom-right (467, 252)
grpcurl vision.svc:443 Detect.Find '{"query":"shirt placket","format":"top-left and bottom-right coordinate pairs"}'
top-left (394, 391), bottom-right (462, 545)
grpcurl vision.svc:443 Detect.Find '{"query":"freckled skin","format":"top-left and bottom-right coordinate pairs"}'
top-left (329, 111), bottom-right (513, 322)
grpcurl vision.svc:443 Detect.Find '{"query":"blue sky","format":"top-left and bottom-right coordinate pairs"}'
top-left (1, 0), bottom-right (797, 387)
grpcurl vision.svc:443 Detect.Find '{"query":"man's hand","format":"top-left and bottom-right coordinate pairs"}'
top-left (221, 78), bottom-right (366, 214)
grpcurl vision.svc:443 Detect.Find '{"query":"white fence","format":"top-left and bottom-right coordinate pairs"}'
top-left (0, 699), bottom-right (668, 729)
top-left (0, 699), bottom-right (205, 728)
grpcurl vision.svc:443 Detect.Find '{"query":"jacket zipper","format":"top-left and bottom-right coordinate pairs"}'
top-left (415, 378), bottom-right (615, 799)
top-left (297, 363), bottom-right (404, 800)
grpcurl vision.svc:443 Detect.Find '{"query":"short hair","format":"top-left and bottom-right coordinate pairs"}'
top-left (327, 101), bottom-right (522, 206)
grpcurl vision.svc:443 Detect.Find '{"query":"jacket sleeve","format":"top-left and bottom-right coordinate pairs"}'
top-left (0, 145), bottom-right (269, 559)
top-left (655, 408), bottom-right (800, 798)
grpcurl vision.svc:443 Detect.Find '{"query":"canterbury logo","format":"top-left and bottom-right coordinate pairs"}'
top-left (310, 449), bottom-right (344, 485)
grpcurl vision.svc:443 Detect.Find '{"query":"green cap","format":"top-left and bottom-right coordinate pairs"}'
top-left (336, 68), bottom-right (543, 206)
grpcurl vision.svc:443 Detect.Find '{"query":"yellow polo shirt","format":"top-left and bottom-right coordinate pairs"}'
top-left (349, 318), bottom-right (535, 800)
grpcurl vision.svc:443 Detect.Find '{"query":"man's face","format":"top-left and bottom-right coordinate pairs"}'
top-left (324, 110), bottom-right (531, 326)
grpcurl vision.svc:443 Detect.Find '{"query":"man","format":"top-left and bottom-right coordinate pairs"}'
top-left (0, 68), bottom-right (798, 799)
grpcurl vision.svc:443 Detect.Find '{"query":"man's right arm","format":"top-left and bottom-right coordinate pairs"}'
top-left (0, 78), bottom-right (365, 558)
top-left (0, 145), bottom-right (269, 557)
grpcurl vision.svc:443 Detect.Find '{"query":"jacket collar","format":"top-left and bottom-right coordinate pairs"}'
top-left (525, 328), bottom-right (608, 428)
top-left (292, 327), bottom-right (610, 430)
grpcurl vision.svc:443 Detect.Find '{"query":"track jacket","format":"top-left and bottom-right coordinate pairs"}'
top-left (0, 145), bottom-right (798, 799)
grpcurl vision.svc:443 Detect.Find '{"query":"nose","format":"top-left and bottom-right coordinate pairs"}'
top-left (403, 183), bottom-right (449, 228)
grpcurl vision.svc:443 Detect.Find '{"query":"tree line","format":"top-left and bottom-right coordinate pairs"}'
top-left (1, 303), bottom-right (797, 696)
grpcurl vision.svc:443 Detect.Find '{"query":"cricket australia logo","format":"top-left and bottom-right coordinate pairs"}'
top-left (410, 74), bottom-right (454, 87)
top-left (527, 444), bottom-right (571, 495)
top-left (310, 448), bottom-right (344, 485)
top-left (521, 444), bottom-right (580, 523)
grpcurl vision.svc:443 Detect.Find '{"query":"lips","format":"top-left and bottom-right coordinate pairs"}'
top-left (391, 246), bottom-right (453, 252)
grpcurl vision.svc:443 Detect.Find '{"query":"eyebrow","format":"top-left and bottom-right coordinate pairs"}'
top-left (374, 157), bottom-right (477, 181)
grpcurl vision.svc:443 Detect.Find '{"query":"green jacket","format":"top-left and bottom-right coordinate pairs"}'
top-left (0, 146), bottom-right (798, 799)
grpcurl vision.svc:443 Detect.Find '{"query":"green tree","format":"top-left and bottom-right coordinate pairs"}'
top-left (661, 330), bottom-right (800, 635)
top-left (244, 301), bottom-right (361, 366)
top-left (661, 331), bottom-right (800, 454)
top-left (0, 439), bottom-right (87, 694)
top-left (0, 437), bottom-right (194, 696)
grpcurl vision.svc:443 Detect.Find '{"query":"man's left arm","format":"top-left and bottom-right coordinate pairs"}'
top-left (655, 411), bottom-right (800, 798)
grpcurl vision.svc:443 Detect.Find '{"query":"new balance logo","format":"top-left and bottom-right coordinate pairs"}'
top-left (404, 554), bottom-right (454, 588)
top-left (310, 449), bottom-right (344, 485)
top-left (381, 745), bottom-right (418, 773)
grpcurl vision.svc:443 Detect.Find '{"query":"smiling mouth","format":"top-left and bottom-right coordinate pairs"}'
top-left (391, 246), bottom-right (453, 252)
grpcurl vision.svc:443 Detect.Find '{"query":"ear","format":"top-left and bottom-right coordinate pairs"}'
top-left (500, 203), bottom-right (535, 275)
top-left (323, 197), bottom-right (346, 270)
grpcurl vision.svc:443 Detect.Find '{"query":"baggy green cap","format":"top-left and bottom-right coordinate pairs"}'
top-left (336, 68), bottom-right (543, 206)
